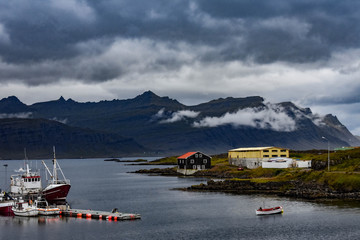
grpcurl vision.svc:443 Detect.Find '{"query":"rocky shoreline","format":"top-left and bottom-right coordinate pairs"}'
top-left (134, 167), bottom-right (360, 200)
top-left (134, 167), bottom-right (182, 176)
top-left (184, 179), bottom-right (360, 200)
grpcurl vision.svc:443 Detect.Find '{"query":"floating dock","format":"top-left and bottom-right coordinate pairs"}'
top-left (60, 208), bottom-right (141, 221)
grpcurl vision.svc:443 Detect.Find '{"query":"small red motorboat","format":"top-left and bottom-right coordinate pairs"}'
top-left (256, 206), bottom-right (283, 215)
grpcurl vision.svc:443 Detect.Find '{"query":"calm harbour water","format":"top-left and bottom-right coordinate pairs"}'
top-left (1, 158), bottom-right (360, 240)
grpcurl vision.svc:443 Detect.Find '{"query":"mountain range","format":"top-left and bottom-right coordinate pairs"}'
top-left (0, 91), bottom-right (359, 159)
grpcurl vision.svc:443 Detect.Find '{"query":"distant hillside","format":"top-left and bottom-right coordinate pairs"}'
top-left (0, 91), bottom-right (359, 156)
top-left (0, 118), bottom-right (146, 159)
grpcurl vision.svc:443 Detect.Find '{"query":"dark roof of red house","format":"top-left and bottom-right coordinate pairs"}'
top-left (177, 152), bottom-right (197, 159)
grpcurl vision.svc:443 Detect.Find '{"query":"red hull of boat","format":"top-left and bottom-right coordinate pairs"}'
top-left (0, 205), bottom-right (14, 216)
top-left (43, 184), bottom-right (71, 204)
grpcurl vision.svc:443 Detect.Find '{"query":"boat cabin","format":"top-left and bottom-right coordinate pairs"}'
top-left (10, 165), bottom-right (42, 195)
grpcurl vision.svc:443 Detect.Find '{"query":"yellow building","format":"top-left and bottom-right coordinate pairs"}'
top-left (228, 146), bottom-right (289, 169)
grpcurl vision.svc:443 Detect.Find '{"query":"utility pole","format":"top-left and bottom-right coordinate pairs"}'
top-left (322, 137), bottom-right (330, 171)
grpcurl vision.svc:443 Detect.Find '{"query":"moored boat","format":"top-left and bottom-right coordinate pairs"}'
top-left (34, 198), bottom-right (60, 215)
top-left (10, 151), bottom-right (42, 196)
top-left (256, 206), bottom-right (283, 215)
top-left (42, 147), bottom-right (71, 204)
top-left (0, 191), bottom-right (15, 216)
top-left (12, 199), bottom-right (38, 217)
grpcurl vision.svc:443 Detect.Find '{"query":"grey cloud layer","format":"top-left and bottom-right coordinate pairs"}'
top-left (1, 1), bottom-right (360, 70)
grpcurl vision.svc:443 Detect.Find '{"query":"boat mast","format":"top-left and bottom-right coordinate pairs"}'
top-left (24, 148), bottom-right (27, 173)
top-left (53, 146), bottom-right (58, 182)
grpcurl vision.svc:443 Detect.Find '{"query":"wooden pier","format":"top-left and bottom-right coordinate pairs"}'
top-left (60, 208), bottom-right (141, 221)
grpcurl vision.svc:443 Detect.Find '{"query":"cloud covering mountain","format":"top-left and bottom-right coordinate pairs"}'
top-left (192, 104), bottom-right (297, 132)
top-left (155, 103), bottom-right (329, 133)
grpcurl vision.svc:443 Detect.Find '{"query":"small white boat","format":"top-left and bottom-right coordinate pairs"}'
top-left (256, 206), bottom-right (283, 215)
top-left (12, 199), bottom-right (38, 217)
top-left (34, 198), bottom-right (60, 216)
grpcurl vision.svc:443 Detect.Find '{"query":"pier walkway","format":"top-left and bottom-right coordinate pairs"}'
top-left (60, 208), bottom-right (141, 221)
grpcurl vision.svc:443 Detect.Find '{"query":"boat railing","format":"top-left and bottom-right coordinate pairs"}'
top-left (47, 179), bottom-right (70, 185)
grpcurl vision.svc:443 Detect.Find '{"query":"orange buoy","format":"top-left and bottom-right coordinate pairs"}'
top-left (86, 213), bottom-right (91, 218)
top-left (77, 213), bottom-right (82, 218)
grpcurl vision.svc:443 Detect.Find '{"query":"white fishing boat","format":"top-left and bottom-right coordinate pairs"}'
top-left (12, 199), bottom-right (38, 217)
top-left (42, 147), bottom-right (71, 204)
top-left (256, 206), bottom-right (283, 215)
top-left (34, 198), bottom-right (60, 216)
top-left (10, 149), bottom-right (42, 196)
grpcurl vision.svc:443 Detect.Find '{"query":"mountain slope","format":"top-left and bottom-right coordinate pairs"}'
top-left (0, 91), bottom-right (359, 156)
top-left (0, 118), bottom-right (146, 159)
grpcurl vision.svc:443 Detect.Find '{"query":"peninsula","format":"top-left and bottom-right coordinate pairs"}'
top-left (135, 148), bottom-right (360, 200)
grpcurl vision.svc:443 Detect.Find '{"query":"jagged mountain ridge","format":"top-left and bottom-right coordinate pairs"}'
top-left (0, 91), bottom-right (359, 156)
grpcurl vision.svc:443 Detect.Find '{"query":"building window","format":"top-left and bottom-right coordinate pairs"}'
top-left (280, 155), bottom-right (286, 157)
top-left (190, 159), bottom-right (194, 164)
top-left (272, 150), bottom-right (278, 152)
top-left (193, 165), bottom-right (197, 169)
top-left (264, 155), bottom-right (269, 157)
top-left (195, 154), bottom-right (198, 158)
top-left (199, 154), bottom-right (202, 158)
top-left (280, 150), bottom-right (286, 152)
top-left (272, 155), bottom-right (278, 157)
top-left (263, 150), bottom-right (269, 152)
top-left (203, 159), bottom-right (207, 164)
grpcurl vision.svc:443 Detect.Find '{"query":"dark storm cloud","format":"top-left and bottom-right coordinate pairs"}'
top-left (1, 1), bottom-right (359, 61)
top-left (0, 0), bottom-right (360, 87)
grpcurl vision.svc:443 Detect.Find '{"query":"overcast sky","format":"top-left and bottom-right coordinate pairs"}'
top-left (0, 0), bottom-right (360, 135)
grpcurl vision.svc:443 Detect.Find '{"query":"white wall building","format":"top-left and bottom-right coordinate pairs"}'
top-left (295, 160), bottom-right (312, 168)
top-left (262, 157), bottom-right (311, 169)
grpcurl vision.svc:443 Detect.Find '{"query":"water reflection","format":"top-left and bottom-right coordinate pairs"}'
top-left (256, 213), bottom-right (283, 221)
top-left (13, 216), bottom-right (61, 225)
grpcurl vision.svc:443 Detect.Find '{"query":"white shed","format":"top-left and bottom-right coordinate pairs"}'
top-left (295, 160), bottom-right (312, 168)
top-left (262, 157), bottom-right (294, 169)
